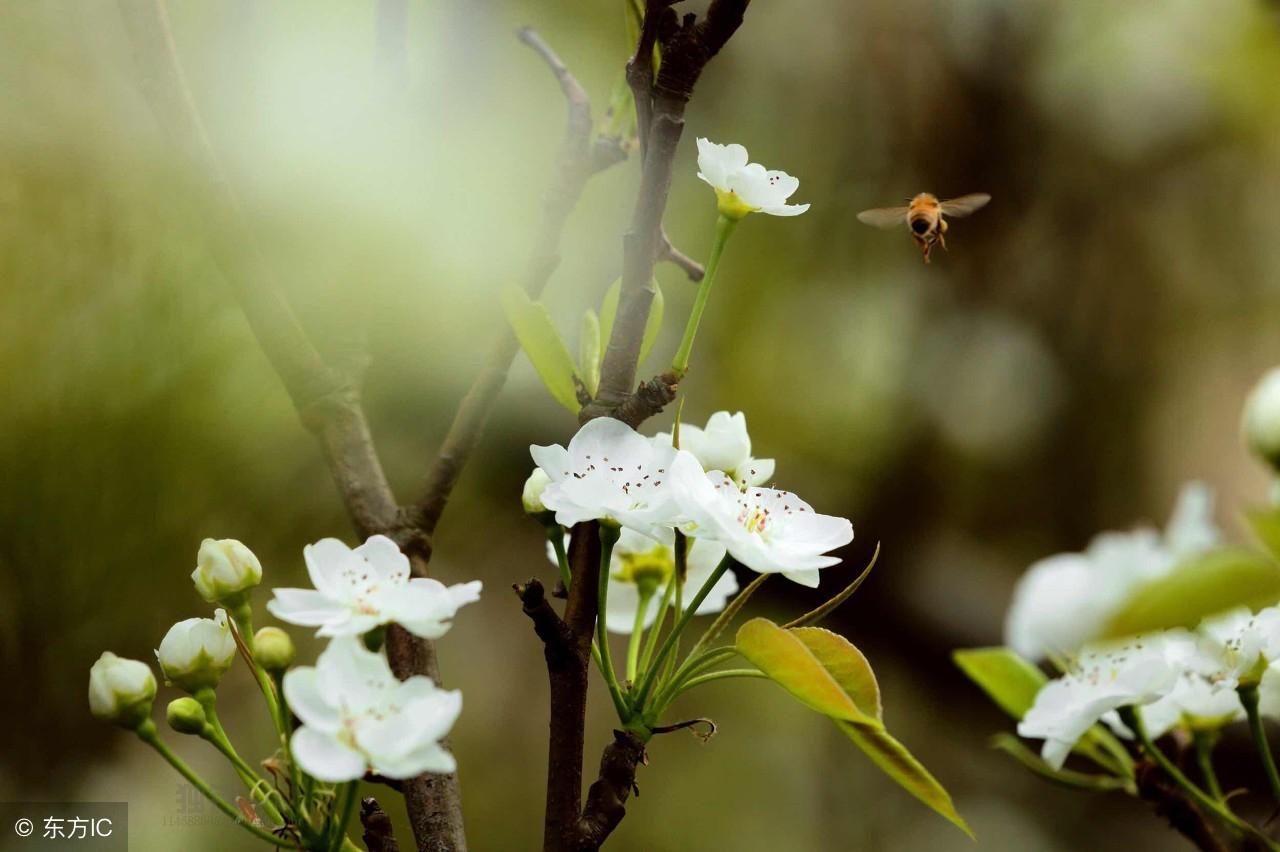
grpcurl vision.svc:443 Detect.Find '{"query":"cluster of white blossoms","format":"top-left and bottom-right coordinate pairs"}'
top-left (90, 535), bottom-right (482, 785)
top-left (1018, 607), bottom-right (1280, 768)
top-left (1004, 482), bottom-right (1220, 661)
top-left (527, 410), bottom-right (853, 630)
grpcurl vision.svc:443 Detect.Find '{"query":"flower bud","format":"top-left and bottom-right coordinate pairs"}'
top-left (166, 697), bottom-right (208, 735)
top-left (1245, 368), bottom-right (1280, 472)
top-left (88, 652), bottom-right (156, 729)
top-left (156, 609), bottom-right (237, 692)
top-left (522, 469), bottom-right (553, 516)
top-left (253, 626), bottom-right (296, 673)
top-left (192, 538), bottom-right (263, 604)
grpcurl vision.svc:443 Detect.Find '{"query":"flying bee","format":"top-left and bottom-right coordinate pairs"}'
top-left (857, 192), bottom-right (991, 263)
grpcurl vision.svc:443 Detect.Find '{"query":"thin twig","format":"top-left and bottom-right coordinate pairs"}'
top-left (362, 797), bottom-right (403, 852)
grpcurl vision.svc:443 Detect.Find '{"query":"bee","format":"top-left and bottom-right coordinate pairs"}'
top-left (857, 193), bottom-right (991, 263)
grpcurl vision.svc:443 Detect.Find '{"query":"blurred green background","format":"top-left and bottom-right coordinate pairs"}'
top-left (6, 0), bottom-right (1280, 849)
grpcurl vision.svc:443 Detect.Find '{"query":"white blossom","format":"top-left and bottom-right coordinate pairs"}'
top-left (283, 637), bottom-right (460, 782)
top-left (1018, 636), bottom-right (1179, 769)
top-left (268, 535), bottom-right (481, 639)
top-left (668, 451), bottom-right (852, 588)
top-left (655, 411), bottom-right (775, 489)
top-left (89, 652), bottom-right (157, 728)
top-left (1243, 367), bottom-right (1280, 469)
top-left (546, 528), bottom-right (738, 634)
top-left (1004, 482), bottom-right (1219, 660)
top-left (155, 609), bottom-right (237, 692)
top-left (192, 538), bottom-right (263, 603)
top-left (530, 417), bottom-right (682, 539)
top-left (696, 138), bottom-right (810, 219)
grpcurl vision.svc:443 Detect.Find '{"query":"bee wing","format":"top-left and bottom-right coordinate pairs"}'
top-left (939, 193), bottom-right (991, 218)
top-left (856, 206), bottom-right (910, 229)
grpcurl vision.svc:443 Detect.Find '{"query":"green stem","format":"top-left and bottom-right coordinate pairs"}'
top-left (230, 603), bottom-right (289, 743)
top-left (328, 781), bottom-right (360, 852)
top-left (548, 526), bottom-right (571, 591)
top-left (594, 524), bottom-right (629, 721)
top-left (195, 689), bottom-right (288, 825)
top-left (671, 214), bottom-right (737, 377)
top-left (1193, 729), bottom-right (1226, 804)
top-left (1240, 683), bottom-right (1280, 804)
top-left (631, 555), bottom-right (733, 712)
top-left (136, 720), bottom-right (291, 847)
top-left (626, 588), bottom-right (655, 684)
top-left (636, 575), bottom-right (676, 679)
top-left (1119, 707), bottom-right (1273, 847)
top-left (653, 647), bottom-right (740, 716)
top-left (672, 668), bottom-right (767, 694)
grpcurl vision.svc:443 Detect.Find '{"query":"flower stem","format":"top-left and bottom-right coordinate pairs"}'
top-left (1119, 707), bottom-right (1273, 848)
top-left (670, 668), bottom-right (767, 695)
top-left (195, 689), bottom-right (288, 825)
top-left (135, 720), bottom-right (292, 847)
top-left (631, 555), bottom-right (733, 712)
top-left (230, 603), bottom-right (289, 743)
top-left (547, 526), bottom-right (571, 591)
top-left (1240, 683), bottom-right (1280, 804)
top-left (626, 588), bottom-right (655, 684)
top-left (1193, 729), bottom-right (1226, 804)
top-left (594, 524), bottom-right (629, 720)
top-left (671, 214), bottom-right (737, 378)
top-left (637, 575), bottom-right (676, 678)
top-left (328, 781), bottom-right (360, 852)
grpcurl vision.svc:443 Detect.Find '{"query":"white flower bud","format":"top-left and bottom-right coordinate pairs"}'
top-left (1244, 368), bottom-right (1280, 471)
top-left (192, 538), bottom-right (263, 604)
top-left (253, 626), bottom-right (296, 673)
top-left (156, 609), bottom-right (237, 692)
top-left (88, 652), bottom-right (156, 728)
top-left (522, 468), bottom-right (552, 515)
top-left (166, 697), bottom-right (208, 735)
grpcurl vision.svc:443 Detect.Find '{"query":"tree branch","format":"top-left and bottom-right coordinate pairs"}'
top-left (573, 730), bottom-right (648, 851)
top-left (584, 0), bottom-right (749, 423)
top-left (1133, 760), bottom-right (1230, 852)
top-left (408, 28), bottom-right (624, 549)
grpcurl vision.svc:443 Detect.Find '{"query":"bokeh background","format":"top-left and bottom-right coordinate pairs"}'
top-left (6, 0), bottom-right (1280, 849)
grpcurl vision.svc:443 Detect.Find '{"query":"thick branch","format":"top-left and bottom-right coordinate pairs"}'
top-left (362, 797), bottom-right (403, 852)
top-left (409, 29), bottom-right (623, 547)
top-left (1133, 760), bottom-right (1229, 852)
top-left (573, 731), bottom-right (647, 851)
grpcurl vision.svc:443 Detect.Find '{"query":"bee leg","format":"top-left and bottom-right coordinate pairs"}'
top-left (937, 230), bottom-right (947, 251)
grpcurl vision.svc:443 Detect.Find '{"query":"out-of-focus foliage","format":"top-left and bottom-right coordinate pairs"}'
top-left (6, 0), bottom-right (1280, 849)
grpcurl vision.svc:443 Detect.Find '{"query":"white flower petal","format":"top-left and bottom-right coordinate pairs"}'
top-left (291, 727), bottom-right (367, 782)
top-left (282, 667), bottom-right (342, 734)
top-left (267, 588), bottom-right (351, 627)
top-left (355, 535), bottom-right (412, 583)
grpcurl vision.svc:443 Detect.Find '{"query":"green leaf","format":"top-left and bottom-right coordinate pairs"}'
top-left (735, 618), bottom-right (880, 727)
top-left (500, 285), bottom-right (581, 413)
top-left (792, 627), bottom-right (882, 721)
top-left (952, 647), bottom-right (1045, 720)
top-left (579, 309), bottom-right (601, 398)
top-left (838, 722), bottom-right (974, 839)
top-left (737, 619), bottom-right (971, 837)
top-left (598, 278), bottom-right (664, 367)
top-left (989, 734), bottom-right (1132, 793)
top-left (1103, 548), bottom-right (1280, 638)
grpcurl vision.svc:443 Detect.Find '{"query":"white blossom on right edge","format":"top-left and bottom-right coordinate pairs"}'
top-left (1004, 482), bottom-right (1220, 661)
top-left (668, 451), bottom-right (852, 588)
top-left (654, 411), bottom-right (775, 489)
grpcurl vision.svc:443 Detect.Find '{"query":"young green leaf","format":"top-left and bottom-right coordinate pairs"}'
top-left (989, 734), bottom-right (1132, 793)
top-left (500, 285), bottom-right (581, 413)
top-left (1102, 548), bottom-right (1280, 638)
top-left (952, 647), bottom-right (1046, 720)
top-left (1247, 508), bottom-right (1280, 561)
top-left (598, 277), bottom-right (664, 367)
top-left (838, 723), bottom-right (974, 838)
top-left (579, 309), bottom-right (601, 398)
top-left (791, 627), bottom-right (882, 721)
top-left (735, 618), bottom-right (881, 728)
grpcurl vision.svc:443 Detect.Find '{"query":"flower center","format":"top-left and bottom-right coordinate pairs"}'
top-left (615, 546), bottom-right (674, 595)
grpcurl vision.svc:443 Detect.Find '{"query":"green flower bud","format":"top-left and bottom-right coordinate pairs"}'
top-left (88, 652), bottom-right (156, 729)
top-left (522, 469), bottom-right (552, 515)
top-left (156, 609), bottom-right (237, 692)
top-left (253, 626), bottom-right (296, 673)
top-left (192, 538), bottom-right (263, 604)
top-left (166, 697), bottom-right (208, 735)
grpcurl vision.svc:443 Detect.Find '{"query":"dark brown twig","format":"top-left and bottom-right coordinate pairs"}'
top-left (573, 731), bottom-right (648, 852)
top-left (362, 797), bottom-right (403, 852)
